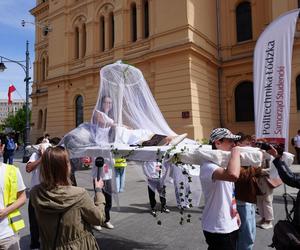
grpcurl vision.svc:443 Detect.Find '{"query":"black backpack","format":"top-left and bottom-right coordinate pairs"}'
top-left (270, 192), bottom-right (300, 250)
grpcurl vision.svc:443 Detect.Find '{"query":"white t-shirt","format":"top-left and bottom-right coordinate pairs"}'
top-left (294, 135), bottom-right (300, 148)
top-left (200, 162), bottom-right (239, 233)
top-left (0, 163), bottom-right (26, 240)
top-left (28, 152), bottom-right (41, 188)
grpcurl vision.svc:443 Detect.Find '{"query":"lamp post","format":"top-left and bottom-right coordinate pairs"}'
top-left (0, 40), bottom-right (31, 147)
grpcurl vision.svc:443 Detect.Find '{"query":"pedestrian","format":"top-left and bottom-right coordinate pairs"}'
top-left (92, 157), bottom-right (114, 231)
top-left (25, 137), bottom-right (50, 249)
top-left (30, 146), bottom-right (106, 250)
top-left (143, 161), bottom-right (170, 216)
top-left (114, 157), bottom-right (126, 192)
top-left (0, 162), bottom-right (26, 250)
top-left (200, 128), bottom-right (241, 250)
top-left (235, 133), bottom-right (266, 250)
top-left (293, 129), bottom-right (300, 164)
top-left (2, 133), bottom-right (17, 164)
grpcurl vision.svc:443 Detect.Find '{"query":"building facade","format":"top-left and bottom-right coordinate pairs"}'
top-left (30, 0), bottom-right (300, 148)
top-left (0, 99), bottom-right (27, 125)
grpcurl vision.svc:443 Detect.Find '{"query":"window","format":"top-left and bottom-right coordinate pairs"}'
top-left (143, 0), bottom-right (149, 38)
top-left (100, 16), bottom-right (105, 52)
top-left (41, 57), bottom-right (46, 81)
top-left (296, 75), bottom-right (300, 110)
top-left (131, 3), bottom-right (137, 42)
top-left (236, 2), bottom-right (252, 42)
top-left (235, 81), bottom-right (254, 122)
top-left (38, 109), bottom-right (43, 129)
top-left (75, 27), bottom-right (80, 59)
top-left (44, 108), bottom-right (47, 131)
top-left (82, 24), bottom-right (86, 57)
top-left (75, 95), bottom-right (84, 127)
top-left (109, 12), bottom-right (115, 49)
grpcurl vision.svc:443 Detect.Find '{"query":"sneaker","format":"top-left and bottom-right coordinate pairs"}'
top-left (161, 207), bottom-right (170, 213)
top-left (259, 222), bottom-right (273, 230)
top-left (256, 219), bottom-right (264, 226)
top-left (103, 221), bottom-right (114, 229)
top-left (169, 133), bottom-right (188, 146)
top-left (151, 209), bottom-right (157, 217)
top-left (93, 225), bottom-right (102, 231)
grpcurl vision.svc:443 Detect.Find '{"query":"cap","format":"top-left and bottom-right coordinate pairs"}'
top-left (210, 128), bottom-right (241, 143)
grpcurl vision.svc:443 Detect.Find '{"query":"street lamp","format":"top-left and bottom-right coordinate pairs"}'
top-left (0, 40), bottom-right (31, 147)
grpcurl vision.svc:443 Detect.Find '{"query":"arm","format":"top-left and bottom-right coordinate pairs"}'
top-left (26, 157), bottom-right (41, 173)
top-left (80, 190), bottom-right (106, 226)
top-left (212, 147), bottom-right (241, 182)
top-left (273, 157), bottom-right (300, 189)
top-left (0, 190), bottom-right (26, 219)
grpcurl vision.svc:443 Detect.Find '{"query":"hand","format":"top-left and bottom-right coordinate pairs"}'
top-left (94, 178), bottom-right (104, 189)
top-left (0, 208), bottom-right (8, 219)
top-left (267, 145), bottom-right (278, 158)
top-left (236, 213), bottom-right (241, 227)
top-left (231, 146), bottom-right (240, 156)
top-left (25, 164), bottom-right (33, 173)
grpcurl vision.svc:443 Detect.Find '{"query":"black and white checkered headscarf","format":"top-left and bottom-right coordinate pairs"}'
top-left (210, 128), bottom-right (241, 143)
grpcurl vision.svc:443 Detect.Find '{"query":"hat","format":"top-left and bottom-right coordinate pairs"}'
top-left (210, 128), bottom-right (241, 143)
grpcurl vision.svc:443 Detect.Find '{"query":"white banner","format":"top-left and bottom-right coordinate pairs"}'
top-left (254, 9), bottom-right (299, 150)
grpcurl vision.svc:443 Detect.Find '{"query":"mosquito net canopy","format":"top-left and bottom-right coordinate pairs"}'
top-left (61, 60), bottom-right (177, 152)
top-left (90, 60), bottom-right (176, 145)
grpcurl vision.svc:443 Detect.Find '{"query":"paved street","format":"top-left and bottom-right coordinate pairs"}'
top-left (9, 150), bottom-right (299, 250)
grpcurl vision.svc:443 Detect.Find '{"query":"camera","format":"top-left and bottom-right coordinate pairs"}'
top-left (255, 142), bottom-right (272, 151)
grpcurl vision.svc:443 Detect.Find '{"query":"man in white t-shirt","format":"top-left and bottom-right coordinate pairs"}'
top-left (0, 163), bottom-right (26, 250)
top-left (25, 139), bottom-right (50, 250)
top-left (200, 128), bottom-right (241, 250)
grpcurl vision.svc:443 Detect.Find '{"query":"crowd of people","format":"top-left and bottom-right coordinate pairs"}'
top-left (0, 127), bottom-right (298, 250)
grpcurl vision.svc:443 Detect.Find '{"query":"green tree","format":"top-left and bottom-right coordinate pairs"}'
top-left (2, 106), bottom-right (31, 142)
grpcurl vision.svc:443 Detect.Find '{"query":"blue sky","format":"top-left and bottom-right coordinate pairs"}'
top-left (0, 1), bottom-right (36, 101)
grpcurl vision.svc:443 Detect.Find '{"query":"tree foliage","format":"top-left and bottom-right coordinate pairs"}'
top-left (1, 106), bottom-right (30, 135)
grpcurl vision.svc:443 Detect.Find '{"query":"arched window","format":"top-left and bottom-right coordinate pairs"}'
top-left (37, 109), bottom-right (43, 129)
top-left (74, 27), bottom-right (80, 59)
top-left (143, 0), bottom-right (149, 38)
top-left (75, 95), bottom-right (84, 127)
top-left (44, 108), bottom-right (47, 131)
top-left (236, 2), bottom-right (252, 42)
top-left (82, 23), bottom-right (86, 57)
top-left (235, 81), bottom-right (254, 122)
top-left (99, 16), bottom-right (105, 52)
top-left (296, 75), bottom-right (300, 110)
top-left (109, 12), bottom-right (115, 49)
top-left (41, 57), bottom-right (46, 81)
top-left (131, 3), bottom-right (137, 42)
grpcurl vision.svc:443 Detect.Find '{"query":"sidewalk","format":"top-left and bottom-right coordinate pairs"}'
top-left (11, 154), bottom-right (299, 250)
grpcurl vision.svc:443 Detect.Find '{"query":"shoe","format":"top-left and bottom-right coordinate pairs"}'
top-left (169, 133), bottom-right (188, 146)
top-left (151, 209), bottom-right (157, 217)
top-left (103, 221), bottom-right (114, 229)
top-left (256, 219), bottom-right (264, 226)
top-left (161, 207), bottom-right (170, 213)
top-left (259, 222), bottom-right (273, 230)
top-left (93, 225), bottom-right (102, 231)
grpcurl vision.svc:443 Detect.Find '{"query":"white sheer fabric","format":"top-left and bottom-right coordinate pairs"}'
top-left (91, 60), bottom-right (176, 145)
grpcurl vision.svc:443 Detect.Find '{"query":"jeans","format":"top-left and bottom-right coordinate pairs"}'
top-left (3, 150), bottom-right (14, 164)
top-left (203, 229), bottom-right (239, 250)
top-left (115, 167), bottom-right (126, 192)
top-left (237, 202), bottom-right (256, 250)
